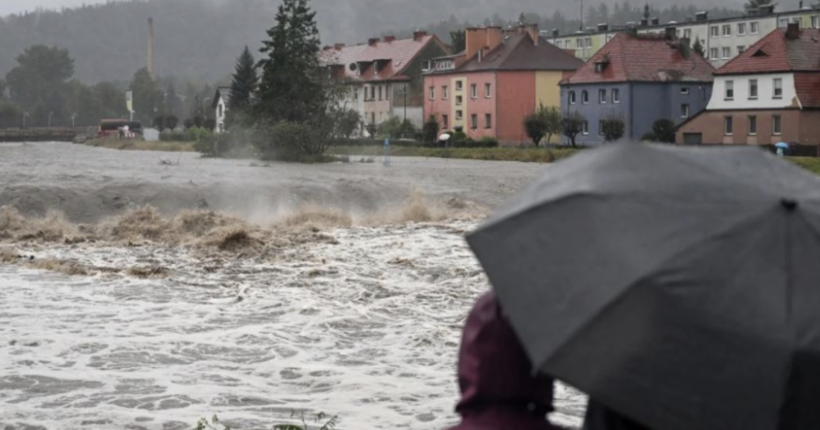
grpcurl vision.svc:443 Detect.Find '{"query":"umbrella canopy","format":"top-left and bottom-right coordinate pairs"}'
top-left (775, 142), bottom-right (791, 149)
top-left (440, 133), bottom-right (452, 141)
top-left (467, 143), bottom-right (820, 430)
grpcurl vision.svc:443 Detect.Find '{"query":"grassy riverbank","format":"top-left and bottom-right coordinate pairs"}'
top-left (84, 138), bottom-right (196, 152)
top-left (328, 145), bottom-right (580, 163)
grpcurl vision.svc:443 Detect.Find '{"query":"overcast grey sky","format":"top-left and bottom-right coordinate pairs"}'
top-left (0, 0), bottom-right (109, 16)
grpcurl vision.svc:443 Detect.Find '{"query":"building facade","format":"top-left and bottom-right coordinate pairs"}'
top-left (322, 32), bottom-right (450, 134)
top-left (543, 6), bottom-right (820, 68)
top-left (560, 32), bottom-right (714, 145)
top-left (423, 25), bottom-right (583, 144)
top-left (677, 25), bottom-right (820, 146)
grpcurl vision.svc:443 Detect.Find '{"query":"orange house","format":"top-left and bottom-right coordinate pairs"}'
top-left (423, 25), bottom-right (583, 144)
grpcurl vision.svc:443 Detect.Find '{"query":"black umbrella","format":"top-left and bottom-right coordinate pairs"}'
top-left (467, 143), bottom-right (820, 430)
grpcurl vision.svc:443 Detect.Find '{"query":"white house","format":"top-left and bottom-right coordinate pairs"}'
top-left (212, 87), bottom-right (230, 133)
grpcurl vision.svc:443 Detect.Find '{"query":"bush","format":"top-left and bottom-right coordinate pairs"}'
top-left (478, 136), bottom-right (499, 148)
top-left (422, 117), bottom-right (439, 144)
top-left (601, 118), bottom-right (625, 142)
top-left (652, 119), bottom-right (676, 143)
top-left (256, 120), bottom-right (325, 161)
top-left (335, 137), bottom-right (424, 147)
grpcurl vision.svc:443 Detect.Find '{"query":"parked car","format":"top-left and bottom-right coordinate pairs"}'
top-left (98, 119), bottom-right (143, 138)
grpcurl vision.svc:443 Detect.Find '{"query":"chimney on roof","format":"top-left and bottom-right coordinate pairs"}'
top-left (665, 26), bottom-right (677, 41)
top-left (759, 5), bottom-right (774, 15)
top-left (651, 17), bottom-right (659, 26)
top-left (487, 26), bottom-right (504, 51)
top-left (465, 27), bottom-right (488, 59)
top-left (368, 37), bottom-right (379, 46)
top-left (413, 30), bottom-right (428, 41)
top-left (695, 11), bottom-right (708, 22)
top-left (520, 24), bottom-right (540, 45)
top-left (786, 22), bottom-right (800, 40)
top-left (800, 0), bottom-right (804, 8)
top-left (552, 28), bottom-right (560, 37)
top-left (334, 43), bottom-right (345, 50)
top-left (640, 18), bottom-right (648, 27)
top-left (383, 35), bottom-right (396, 43)
top-left (598, 23), bottom-right (609, 32)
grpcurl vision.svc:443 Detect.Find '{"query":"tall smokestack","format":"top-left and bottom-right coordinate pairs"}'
top-left (147, 17), bottom-right (155, 78)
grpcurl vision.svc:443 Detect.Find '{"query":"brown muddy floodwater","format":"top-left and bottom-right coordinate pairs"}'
top-left (0, 142), bottom-right (586, 430)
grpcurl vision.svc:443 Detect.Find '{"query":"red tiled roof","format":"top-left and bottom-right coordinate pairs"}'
top-left (322, 35), bottom-right (445, 82)
top-left (562, 33), bottom-right (715, 84)
top-left (456, 33), bottom-right (584, 73)
top-left (715, 28), bottom-right (820, 75)
top-left (794, 73), bottom-right (820, 108)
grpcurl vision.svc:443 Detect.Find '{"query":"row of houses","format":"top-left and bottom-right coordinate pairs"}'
top-left (545, 3), bottom-right (820, 68)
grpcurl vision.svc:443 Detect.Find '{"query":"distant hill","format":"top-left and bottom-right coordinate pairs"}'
top-left (0, 0), bottom-right (749, 83)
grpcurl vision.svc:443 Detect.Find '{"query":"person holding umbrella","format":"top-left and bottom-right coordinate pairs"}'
top-left (467, 143), bottom-right (820, 430)
top-left (446, 292), bottom-right (567, 430)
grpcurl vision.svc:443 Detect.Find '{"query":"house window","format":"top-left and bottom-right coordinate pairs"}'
top-left (710, 48), bottom-right (719, 59)
top-left (354, 89), bottom-right (359, 100)
top-left (710, 26), bottom-right (719, 37)
top-left (378, 86), bottom-right (382, 100)
top-left (749, 79), bottom-right (758, 99)
top-left (471, 83), bottom-right (478, 99)
top-left (456, 110), bottom-right (463, 120)
top-left (779, 18), bottom-right (789, 28)
top-left (722, 47), bottom-right (731, 59)
top-left (456, 95), bottom-right (463, 106)
top-left (722, 24), bottom-right (731, 36)
top-left (684, 29), bottom-right (692, 39)
top-left (725, 80), bottom-right (734, 100)
top-left (442, 114), bottom-right (449, 129)
top-left (442, 85), bottom-right (449, 100)
top-left (569, 90), bottom-right (577, 104)
top-left (612, 88), bottom-right (620, 103)
top-left (813, 16), bottom-right (820, 29)
top-left (598, 120), bottom-right (605, 135)
top-left (485, 83), bottom-right (492, 98)
top-left (471, 113), bottom-right (478, 129)
top-left (774, 78), bottom-right (783, 98)
top-left (681, 104), bottom-right (690, 118)
top-left (793, 17), bottom-right (801, 26)
top-left (724, 116), bottom-right (733, 135)
top-left (773, 115), bottom-right (782, 135)
top-left (582, 121), bottom-right (589, 135)
top-left (681, 87), bottom-right (690, 95)
top-left (738, 46), bottom-right (746, 54)
top-left (485, 113), bottom-right (492, 129)
top-left (598, 89), bottom-right (607, 103)
top-left (218, 104), bottom-right (223, 118)
top-left (386, 84), bottom-right (390, 100)
top-left (751, 22), bottom-right (759, 34)
top-left (429, 86), bottom-right (435, 100)
top-left (371, 86), bottom-right (376, 100)
top-left (738, 23), bottom-right (746, 35)
top-left (456, 80), bottom-right (463, 91)
top-left (582, 90), bottom-right (589, 104)
top-left (748, 115), bottom-right (757, 135)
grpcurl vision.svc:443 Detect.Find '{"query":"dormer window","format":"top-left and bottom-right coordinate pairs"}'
top-left (594, 62), bottom-right (608, 73)
top-left (752, 49), bottom-right (768, 57)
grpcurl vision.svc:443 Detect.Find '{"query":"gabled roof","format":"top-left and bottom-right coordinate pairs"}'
top-left (322, 34), bottom-right (448, 82)
top-left (212, 87), bottom-right (230, 109)
top-left (562, 33), bottom-right (715, 85)
top-left (456, 32), bottom-right (584, 73)
top-left (716, 28), bottom-right (820, 75)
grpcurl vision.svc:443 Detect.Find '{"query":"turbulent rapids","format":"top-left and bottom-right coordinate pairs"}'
top-left (0, 142), bottom-right (586, 430)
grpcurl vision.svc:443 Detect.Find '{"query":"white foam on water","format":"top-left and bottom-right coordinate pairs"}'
top-left (0, 221), bottom-right (586, 430)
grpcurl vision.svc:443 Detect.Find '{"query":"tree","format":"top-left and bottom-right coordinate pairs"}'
top-left (423, 115), bottom-right (439, 144)
top-left (337, 108), bottom-right (360, 140)
top-left (229, 46), bottom-right (259, 111)
top-left (524, 113), bottom-right (547, 147)
top-left (652, 119), bottom-right (676, 143)
top-left (153, 115), bottom-right (166, 131)
top-left (745, 0), bottom-right (775, 11)
top-left (692, 38), bottom-right (706, 57)
top-left (0, 79), bottom-right (6, 100)
top-left (449, 30), bottom-right (466, 53)
top-left (166, 115), bottom-right (179, 130)
top-left (542, 105), bottom-right (563, 146)
top-left (5, 45), bottom-right (74, 126)
top-left (255, 0), bottom-right (324, 124)
top-left (129, 68), bottom-right (162, 124)
top-left (601, 117), bottom-right (626, 142)
top-left (0, 101), bottom-right (22, 128)
top-left (165, 83), bottom-right (183, 118)
top-left (562, 111), bottom-right (586, 148)
top-left (92, 82), bottom-right (128, 119)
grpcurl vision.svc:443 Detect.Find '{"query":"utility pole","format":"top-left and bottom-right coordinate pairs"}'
top-left (71, 113), bottom-right (76, 128)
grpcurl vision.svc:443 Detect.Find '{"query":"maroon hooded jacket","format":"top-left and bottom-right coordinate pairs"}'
top-left (446, 292), bottom-right (566, 430)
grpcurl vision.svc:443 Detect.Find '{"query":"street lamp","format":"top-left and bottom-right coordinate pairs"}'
top-left (71, 113), bottom-right (76, 128)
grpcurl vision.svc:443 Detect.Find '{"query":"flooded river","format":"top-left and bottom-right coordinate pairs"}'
top-left (0, 143), bottom-right (585, 430)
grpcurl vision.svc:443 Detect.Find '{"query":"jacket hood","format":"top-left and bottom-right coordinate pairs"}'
top-left (455, 292), bottom-right (555, 415)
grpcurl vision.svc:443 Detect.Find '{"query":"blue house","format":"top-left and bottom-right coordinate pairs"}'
top-left (560, 31), bottom-right (715, 144)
